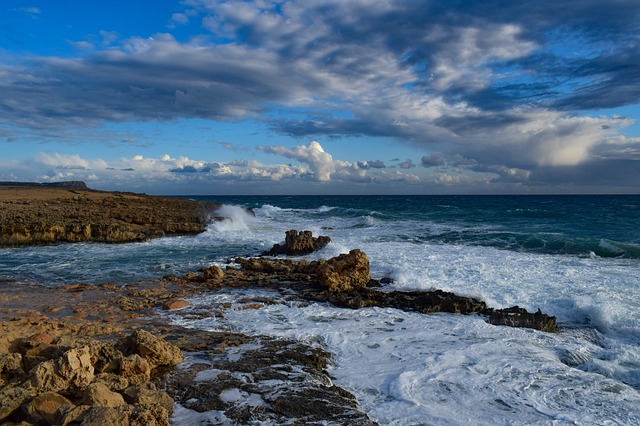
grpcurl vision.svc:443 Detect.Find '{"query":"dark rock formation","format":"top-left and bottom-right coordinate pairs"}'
top-left (223, 253), bottom-right (558, 332)
top-left (265, 230), bottom-right (331, 256)
top-left (488, 306), bottom-right (559, 333)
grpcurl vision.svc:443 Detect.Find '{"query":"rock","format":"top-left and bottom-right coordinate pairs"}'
top-left (266, 230), bottom-right (331, 256)
top-left (316, 249), bottom-right (371, 293)
top-left (29, 346), bottom-right (94, 393)
top-left (126, 403), bottom-right (170, 426)
top-left (122, 330), bottom-right (184, 369)
top-left (488, 306), bottom-right (559, 332)
top-left (22, 391), bottom-right (73, 425)
top-left (28, 332), bottom-right (55, 345)
top-left (202, 264), bottom-right (225, 279)
top-left (123, 383), bottom-right (174, 414)
top-left (0, 352), bottom-right (24, 381)
top-left (162, 299), bottom-right (189, 310)
top-left (82, 382), bottom-right (126, 407)
top-left (69, 406), bottom-right (129, 426)
top-left (0, 385), bottom-right (36, 422)
top-left (119, 354), bottom-right (151, 385)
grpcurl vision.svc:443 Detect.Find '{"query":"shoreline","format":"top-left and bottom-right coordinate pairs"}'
top-left (0, 184), bottom-right (222, 247)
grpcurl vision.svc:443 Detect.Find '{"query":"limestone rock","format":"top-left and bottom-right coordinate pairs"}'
top-left (119, 354), bottom-right (151, 385)
top-left (123, 383), bottom-right (174, 414)
top-left (316, 249), bottom-right (371, 293)
top-left (267, 230), bottom-right (331, 256)
top-left (202, 264), bottom-right (225, 279)
top-left (123, 330), bottom-right (184, 369)
top-left (22, 391), bottom-right (73, 425)
top-left (69, 406), bottom-right (129, 426)
top-left (82, 382), bottom-right (126, 407)
top-left (0, 385), bottom-right (36, 422)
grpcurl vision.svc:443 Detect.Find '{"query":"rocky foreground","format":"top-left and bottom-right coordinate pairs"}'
top-left (0, 182), bottom-right (222, 247)
top-left (0, 229), bottom-right (560, 425)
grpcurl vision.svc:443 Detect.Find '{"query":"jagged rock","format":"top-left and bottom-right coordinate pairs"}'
top-left (82, 382), bottom-right (126, 407)
top-left (119, 354), bottom-right (151, 385)
top-left (122, 330), bottom-right (184, 369)
top-left (126, 403), bottom-right (170, 426)
top-left (316, 249), bottom-right (371, 293)
top-left (123, 383), bottom-right (174, 414)
top-left (30, 346), bottom-right (94, 393)
top-left (1, 352), bottom-right (24, 384)
top-left (0, 385), bottom-right (36, 421)
top-left (63, 405), bottom-right (129, 426)
top-left (202, 264), bottom-right (225, 279)
top-left (266, 230), bottom-right (331, 256)
top-left (488, 306), bottom-right (559, 332)
top-left (23, 391), bottom-right (73, 425)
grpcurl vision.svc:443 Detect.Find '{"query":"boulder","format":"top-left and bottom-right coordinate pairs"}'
top-left (30, 346), bottom-right (94, 393)
top-left (82, 382), bottom-right (126, 407)
top-left (23, 391), bottom-right (73, 425)
top-left (266, 230), bottom-right (331, 256)
top-left (202, 264), bottom-right (225, 279)
top-left (316, 249), bottom-right (371, 293)
top-left (122, 330), bottom-right (184, 369)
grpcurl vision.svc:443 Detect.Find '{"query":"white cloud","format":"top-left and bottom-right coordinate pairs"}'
top-left (259, 141), bottom-right (343, 182)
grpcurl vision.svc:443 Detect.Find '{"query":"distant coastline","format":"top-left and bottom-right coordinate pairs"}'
top-left (0, 180), bottom-right (89, 190)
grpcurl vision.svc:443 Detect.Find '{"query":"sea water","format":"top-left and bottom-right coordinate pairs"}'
top-left (1, 195), bottom-right (639, 425)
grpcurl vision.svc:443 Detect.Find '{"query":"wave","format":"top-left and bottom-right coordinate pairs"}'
top-left (208, 205), bottom-right (255, 232)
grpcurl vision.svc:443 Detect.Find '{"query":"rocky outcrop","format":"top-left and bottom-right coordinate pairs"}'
top-left (224, 251), bottom-right (558, 332)
top-left (0, 186), bottom-right (222, 247)
top-left (265, 230), bottom-right (331, 256)
top-left (0, 329), bottom-right (183, 425)
top-left (316, 249), bottom-right (371, 292)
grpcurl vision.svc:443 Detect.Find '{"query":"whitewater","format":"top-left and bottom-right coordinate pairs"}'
top-left (1, 195), bottom-right (639, 425)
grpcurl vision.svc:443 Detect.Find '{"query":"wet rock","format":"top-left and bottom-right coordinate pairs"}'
top-left (65, 405), bottom-right (129, 426)
top-left (316, 249), bottom-right (371, 293)
top-left (161, 299), bottom-right (189, 310)
top-left (202, 264), bottom-right (225, 280)
top-left (266, 230), bottom-right (331, 256)
top-left (488, 306), bottom-right (559, 332)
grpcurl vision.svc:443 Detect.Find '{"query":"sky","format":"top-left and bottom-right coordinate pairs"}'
top-left (1, 0), bottom-right (640, 195)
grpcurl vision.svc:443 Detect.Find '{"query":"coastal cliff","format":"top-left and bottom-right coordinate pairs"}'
top-left (0, 183), bottom-right (222, 247)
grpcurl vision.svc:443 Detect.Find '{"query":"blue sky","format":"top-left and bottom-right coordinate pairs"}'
top-left (1, 0), bottom-right (640, 194)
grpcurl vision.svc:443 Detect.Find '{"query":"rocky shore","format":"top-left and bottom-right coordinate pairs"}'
top-left (0, 182), bottom-right (222, 247)
top-left (1, 190), bottom-right (561, 424)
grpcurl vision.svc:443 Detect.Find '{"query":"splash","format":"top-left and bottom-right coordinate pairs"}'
top-left (208, 205), bottom-right (254, 232)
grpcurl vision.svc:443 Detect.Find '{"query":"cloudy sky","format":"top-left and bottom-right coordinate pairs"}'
top-left (1, 0), bottom-right (640, 194)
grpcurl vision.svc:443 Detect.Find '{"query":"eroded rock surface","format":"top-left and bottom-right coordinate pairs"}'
top-left (0, 184), bottom-right (222, 247)
top-left (265, 229), bottom-right (331, 256)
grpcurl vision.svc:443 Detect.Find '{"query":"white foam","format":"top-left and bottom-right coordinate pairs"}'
top-left (208, 204), bottom-right (255, 232)
top-left (170, 294), bottom-right (640, 425)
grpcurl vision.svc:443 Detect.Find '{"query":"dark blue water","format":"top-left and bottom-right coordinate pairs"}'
top-left (195, 194), bottom-right (640, 259)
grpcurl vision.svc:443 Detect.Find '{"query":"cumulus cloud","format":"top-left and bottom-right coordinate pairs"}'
top-left (2, 0), bottom-right (640, 192)
top-left (258, 141), bottom-right (343, 182)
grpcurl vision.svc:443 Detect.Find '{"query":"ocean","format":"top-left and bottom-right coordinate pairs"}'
top-left (2, 195), bottom-right (639, 425)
